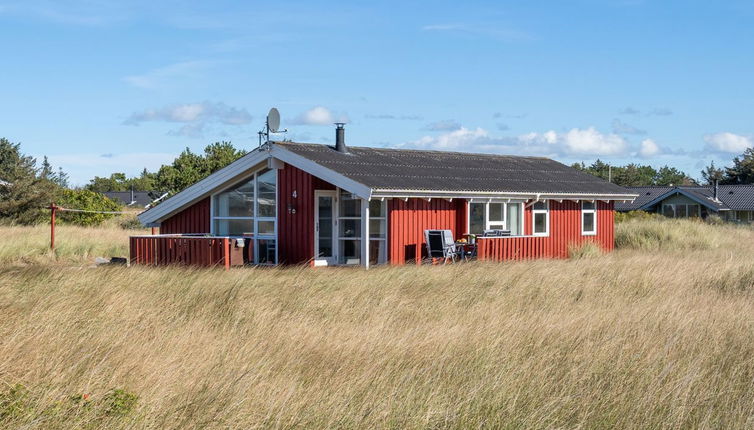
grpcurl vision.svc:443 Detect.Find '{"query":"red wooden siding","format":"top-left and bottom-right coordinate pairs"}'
top-left (159, 197), bottom-right (210, 234)
top-left (480, 200), bottom-right (614, 261)
top-left (130, 236), bottom-right (230, 268)
top-left (277, 164), bottom-right (335, 264)
top-left (388, 198), bottom-right (466, 264)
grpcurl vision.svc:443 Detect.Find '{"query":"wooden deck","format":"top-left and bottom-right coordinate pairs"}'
top-left (129, 235), bottom-right (232, 269)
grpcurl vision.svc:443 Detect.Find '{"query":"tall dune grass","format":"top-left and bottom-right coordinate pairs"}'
top-left (0, 224), bottom-right (146, 265)
top-left (1, 220), bottom-right (754, 428)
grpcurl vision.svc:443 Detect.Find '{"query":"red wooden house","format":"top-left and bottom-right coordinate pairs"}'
top-left (133, 126), bottom-right (637, 268)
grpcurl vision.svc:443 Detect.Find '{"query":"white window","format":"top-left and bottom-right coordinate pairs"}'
top-left (212, 168), bottom-right (277, 264)
top-left (468, 202), bottom-right (524, 235)
top-left (368, 199), bottom-right (387, 265)
top-left (581, 201), bottom-right (597, 236)
top-left (532, 201), bottom-right (549, 236)
top-left (338, 190), bottom-right (362, 265)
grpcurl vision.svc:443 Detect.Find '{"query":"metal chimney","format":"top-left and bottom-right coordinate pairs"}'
top-left (334, 123), bottom-right (347, 153)
top-left (714, 179), bottom-right (719, 201)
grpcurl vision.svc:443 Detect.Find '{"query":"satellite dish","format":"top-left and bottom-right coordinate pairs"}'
top-left (267, 108), bottom-right (280, 133)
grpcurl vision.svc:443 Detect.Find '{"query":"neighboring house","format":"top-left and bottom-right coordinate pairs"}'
top-left (615, 185), bottom-right (754, 222)
top-left (134, 126), bottom-right (637, 268)
top-left (103, 190), bottom-right (163, 208)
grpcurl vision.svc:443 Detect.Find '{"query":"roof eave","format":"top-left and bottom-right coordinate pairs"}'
top-left (370, 189), bottom-right (639, 201)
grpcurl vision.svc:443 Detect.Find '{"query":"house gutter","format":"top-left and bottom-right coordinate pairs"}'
top-left (369, 189), bottom-right (639, 202)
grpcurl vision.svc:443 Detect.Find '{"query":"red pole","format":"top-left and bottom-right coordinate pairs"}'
top-left (151, 227), bottom-right (156, 235)
top-left (223, 238), bottom-right (230, 271)
top-left (49, 203), bottom-right (57, 250)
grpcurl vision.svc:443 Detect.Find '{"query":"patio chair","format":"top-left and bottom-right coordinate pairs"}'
top-left (424, 229), bottom-right (461, 264)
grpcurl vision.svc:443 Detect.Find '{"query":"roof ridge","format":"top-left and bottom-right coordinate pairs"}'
top-left (272, 141), bottom-right (552, 160)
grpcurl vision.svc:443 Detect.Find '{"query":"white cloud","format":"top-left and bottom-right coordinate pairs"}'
top-left (648, 107), bottom-right (673, 116)
top-left (638, 139), bottom-right (661, 158)
top-left (612, 118), bottom-right (646, 135)
top-left (403, 126), bottom-right (629, 157)
top-left (365, 113), bottom-right (423, 120)
top-left (704, 132), bottom-right (753, 153)
top-left (424, 120), bottom-right (461, 131)
top-left (409, 127), bottom-right (489, 150)
top-left (292, 106), bottom-right (349, 125)
top-left (420, 23), bottom-right (532, 41)
top-left (44, 152), bottom-right (176, 186)
top-left (123, 60), bottom-right (212, 89)
top-left (123, 101), bottom-right (252, 138)
top-left (559, 127), bottom-right (628, 155)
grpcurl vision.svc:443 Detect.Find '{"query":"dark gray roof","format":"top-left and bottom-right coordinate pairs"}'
top-left (616, 185), bottom-right (754, 211)
top-left (102, 191), bottom-right (161, 207)
top-left (716, 185), bottom-right (754, 210)
top-left (614, 187), bottom-right (673, 211)
top-left (277, 142), bottom-right (633, 195)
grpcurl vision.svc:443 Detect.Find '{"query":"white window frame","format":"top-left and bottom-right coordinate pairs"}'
top-left (532, 201), bottom-right (549, 237)
top-left (581, 201), bottom-right (597, 236)
top-left (337, 189), bottom-right (363, 265)
top-left (368, 199), bottom-right (388, 265)
top-left (467, 200), bottom-right (525, 236)
top-left (210, 167), bottom-right (278, 265)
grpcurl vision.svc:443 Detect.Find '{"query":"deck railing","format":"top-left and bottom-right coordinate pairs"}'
top-left (476, 236), bottom-right (560, 261)
top-left (129, 235), bottom-right (232, 269)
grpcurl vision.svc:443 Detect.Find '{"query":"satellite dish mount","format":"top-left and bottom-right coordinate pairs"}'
top-left (259, 107), bottom-right (287, 147)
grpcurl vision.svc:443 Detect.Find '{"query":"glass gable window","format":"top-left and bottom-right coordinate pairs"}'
top-left (532, 201), bottom-right (549, 236)
top-left (212, 168), bottom-right (277, 264)
top-left (662, 204), bottom-right (701, 219)
top-left (468, 201), bottom-right (524, 236)
top-left (581, 201), bottom-right (597, 236)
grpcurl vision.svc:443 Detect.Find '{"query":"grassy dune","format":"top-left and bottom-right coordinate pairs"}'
top-left (1, 220), bottom-right (754, 428)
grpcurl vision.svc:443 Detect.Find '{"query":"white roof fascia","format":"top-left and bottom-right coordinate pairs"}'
top-left (138, 144), bottom-right (374, 225)
top-left (138, 148), bottom-right (270, 225)
top-left (370, 189), bottom-right (639, 201)
top-left (270, 145), bottom-right (372, 199)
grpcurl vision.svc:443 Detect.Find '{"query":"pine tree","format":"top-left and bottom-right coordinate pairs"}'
top-left (700, 161), bottom-right (724, 185)
top-left (722, 148), bottom-right (754, 184)
top-left (0, 138), bottom-right (60, 224)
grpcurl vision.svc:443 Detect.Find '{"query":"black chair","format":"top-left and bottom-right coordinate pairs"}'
top-left (424, 229), bottom-right (461, 264)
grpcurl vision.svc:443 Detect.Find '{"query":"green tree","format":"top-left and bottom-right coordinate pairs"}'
top-left (574, 159), bottom-right (693, 187)
top-left (722, 148), bottom-right (754, 184)
top-left (0, 138), bottom-right (60, 224)
top-left (57, 189), bottom-right (121, 226)
top-left (154, 142), bottom-right (246, 194)
top-left (86, 173), bottom-right (130, 192)
top-left (700, 161), bottom-right (725, 185)
top-left (655, 166), bottom-right (692, 186)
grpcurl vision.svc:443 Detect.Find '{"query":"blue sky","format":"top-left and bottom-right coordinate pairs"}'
top-left (1, 0), bottom-right (753, 185)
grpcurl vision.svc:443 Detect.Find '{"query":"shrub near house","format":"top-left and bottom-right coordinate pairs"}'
top-left (58, 189), bottom-right (121, 226)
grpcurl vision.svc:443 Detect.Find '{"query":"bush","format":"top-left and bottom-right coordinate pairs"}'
top-left (0, 384), bottom-right (31, 422)
top-left (706, 214), bottom-right (725, 225)
top-left (57, 189), bottom-right (121, 226)
top-left (118, 214), bottom-right (144, 230)
top-left (615, 218), bottom-right (722, 251)
top-left (568, 242), bottom-right (603, 259)
top-left (101, 389), bottom-right (138, 417)
top-left (615, 210), bottom-right (663, 223)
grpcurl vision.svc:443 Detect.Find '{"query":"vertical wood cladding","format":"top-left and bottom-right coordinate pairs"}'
top-left (478, 200), bottom-right (614, 261)
top-left (154, 171), bottom-right (615, 265)
top-left (277, 164), bottom-right (335, 265)
top-left (159, 197), bottom-right (210, 234)
top-left (387, 198), bottom-right (466, 265)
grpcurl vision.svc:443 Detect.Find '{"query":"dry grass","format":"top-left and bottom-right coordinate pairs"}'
top-left (0, 223), bottom-right (148, 265)
top-left (1, 220), bottom-right (754, 429)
